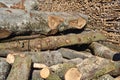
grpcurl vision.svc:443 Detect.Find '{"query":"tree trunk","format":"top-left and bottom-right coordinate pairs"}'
top-left (58, 48), bottom-right (92, 59)
top-left (0, 0), bottom-right (39, 11)
top-left (50, 63), bottom-right (77, 79)
top-left (6, 56), bottom-right (32, 80)
top-left (76, 56), bottom-right (115, 80)
top-left (0, 31), bottom-right (106, 51)
top-left (89, 42), bottom-right (120, 61)
top-left (0, 58), bottom-right (10, 80)
top-left (6, 51), bottom-right (63, 66)
top-left (0, 8), bottom-right (87, 39)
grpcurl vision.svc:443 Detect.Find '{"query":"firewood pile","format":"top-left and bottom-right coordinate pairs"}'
top-left (0, 0), bottom-right (120, 80)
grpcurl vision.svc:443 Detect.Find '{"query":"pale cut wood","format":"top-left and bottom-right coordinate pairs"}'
top-left (40, 67), bottom-right (50, 79)
top-left (0, 29), bottom-right (11, 39)
top-left (33, 63), bottom-right (47, 69)
top-left (6, 56), bottom-right (32, 80)
top-left (65, 68), bottom-right (81, 80)
top-left (77, 56), bottom-right (115, 80)
top-left (0, 0), bottom-right (39, 11)
top-left (0, 8), bottom-right (87, 38)
top-left (50, 63), bottom-right (76, 79)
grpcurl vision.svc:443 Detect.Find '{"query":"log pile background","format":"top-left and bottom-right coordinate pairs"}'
top-left (0, 0), bottom-right (120, 80)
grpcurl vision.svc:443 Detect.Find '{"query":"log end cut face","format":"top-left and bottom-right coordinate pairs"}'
top-left (48, 15), bottom-right (64, 30)
top-left (0, 29), bottom-right (11, 39)
top-left (65, 68), bottom-right (81, 80)
top-left (0, 2), bottom-right (8, 8)
top-left (69, 17), bottom-right (86, 29)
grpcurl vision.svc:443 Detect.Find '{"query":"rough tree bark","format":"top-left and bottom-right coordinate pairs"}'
top-left (97, 74), bottom-right (114, 80)
top-left (0, 58), bottom-right (10, 80)
top-left (0, 31), bottom-right (106, 51)
top-left (0, 0), bottom-right (39, 11)
top-left (6, 56), bottom-right (32, 80)
top-left (89, 42), bottom-right (120, 61)
top-left (58, 48), bottom-right (92, 59)
top-left (6, 51), bottom-right (63, 66)
top-left (76, 56), bottom-right (115, 80)
top-left (0, 8), bottom-right (87, 39)
top-left (31, 70), bottom-right (44, 80)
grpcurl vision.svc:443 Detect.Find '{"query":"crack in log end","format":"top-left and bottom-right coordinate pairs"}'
top-left (0, 29), bottom-right (11, 39)
top-left (48, 15), bottom-right (64, 30)
top-left (113, 53), bottom-right (120, 61)
top-left (0, 2), bottom-right (8, 8)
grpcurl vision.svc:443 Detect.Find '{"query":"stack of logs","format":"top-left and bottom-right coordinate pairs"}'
top-left (0, 0), bottom-right (120, 80)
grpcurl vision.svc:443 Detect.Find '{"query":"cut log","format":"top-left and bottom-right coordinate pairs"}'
top-left (39, 63), bottom-right (77, 79)
top-left (6, 51), bottom-right (63, 66)
top-left (0, 31), bottom-right (106, 51)
top-left (89, 42), bottom-right (120, 61)
top-left (76, 56), bottom-right (115, 80)
top-left (0, 8), bottom-right (87, 38)
top-left (58, 48), bottom-right (92, 59)
top-left (50, 63), bottom-right (76, 79)
top-left (40, 67), bottom-right (62, 80)
top-left (31, 70), bottom-right (44, 80)
top-left (0, 58), bottom-right (10, 80)
top-left (40, 67), bottom-right (50, 79)
top-left (0, 0), bottom-right (39, 11)
top-left (65, 68), bottom-right (81, 80)
top-left (6, 56), bottom-right (32, 80)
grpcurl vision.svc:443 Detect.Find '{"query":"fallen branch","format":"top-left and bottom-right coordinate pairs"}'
top-left (0, 0), bottom-right (39, 11)
top-left (0, 31), bottom-right (106, 51)
top-left (77, 56), bottom-right (115, 80)
top-left (0, 8), bottom-right (87, 39)
top-left (6, 51), bottom-right (63, 66)
top-left (6, 56), bottom-right (32, 80)
top-left (58, 48), bottom-right (92, 59)
top-left (89, 42), bottom-right (120, 61)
